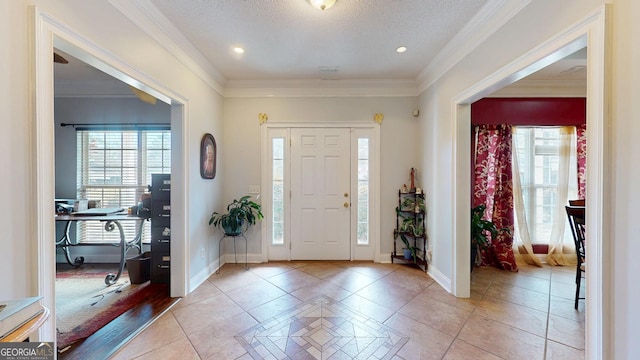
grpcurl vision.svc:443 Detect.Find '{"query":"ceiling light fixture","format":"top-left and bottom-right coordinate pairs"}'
top-left (309, 0), bottom-right (336, 11)
top-left (233, 47), bottom-right (245, 54)
top-left (396, 46), bottom-right (407, 53)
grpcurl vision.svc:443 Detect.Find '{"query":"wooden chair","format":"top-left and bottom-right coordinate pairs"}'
top-left (565, 205), bottom-right (586, 309)
top-left (568, 199), bottom-right (585, 206)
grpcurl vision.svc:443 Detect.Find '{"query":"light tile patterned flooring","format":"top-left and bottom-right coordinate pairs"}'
top-left (112, 261), bottom-right (585, 360)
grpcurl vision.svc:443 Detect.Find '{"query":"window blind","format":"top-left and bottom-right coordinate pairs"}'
top-left (76, 130), bottom-right (171, 244)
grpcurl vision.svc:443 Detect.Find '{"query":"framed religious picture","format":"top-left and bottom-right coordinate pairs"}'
top-left (200, 133), bottom-right (216, 179)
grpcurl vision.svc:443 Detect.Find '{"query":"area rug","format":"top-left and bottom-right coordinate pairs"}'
top-left (55, 269), bottom-right (165, 350)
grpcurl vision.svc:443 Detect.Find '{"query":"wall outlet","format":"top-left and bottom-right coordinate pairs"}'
top-left (200, 248), bottom-right (206, 259)
top-left (427, 249), bottom-right (432, 262)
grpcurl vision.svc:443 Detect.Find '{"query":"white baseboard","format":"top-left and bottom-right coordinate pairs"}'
top-left (427, 265), bottom-right (452, 293)
top-left (56, 253), bottom-right (123, 264)
top-left (190, 260), bottom-right (219, 293)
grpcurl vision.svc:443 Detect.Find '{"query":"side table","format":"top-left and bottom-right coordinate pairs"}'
top-left (216, 233), bottom-right (248, 274)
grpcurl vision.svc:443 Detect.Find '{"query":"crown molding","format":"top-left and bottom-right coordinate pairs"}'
top-left (108, 0), bottom-right (226, 95)
top-left (110, 0), bottom-right (528, 98)
top-left (487, 79), bottom-right (586, 97)
top-left (224, 79), bottom-right (420, 98)
top-left (417, 0), bottom-right (531, 94)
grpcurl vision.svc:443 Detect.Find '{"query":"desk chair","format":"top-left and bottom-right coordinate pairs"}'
top-left (568, 199), bottom-right (585, 206)
top-left (565, 205), bottom-right (586, 309)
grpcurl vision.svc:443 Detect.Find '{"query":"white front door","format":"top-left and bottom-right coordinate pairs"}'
top-left (290, 128), bottom-right (351, 260)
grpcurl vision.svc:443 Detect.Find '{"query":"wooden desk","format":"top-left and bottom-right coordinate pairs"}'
top-left (0, 306), bottom-right (49, 343)
top-left (55, 213), bottom-right (148, 285)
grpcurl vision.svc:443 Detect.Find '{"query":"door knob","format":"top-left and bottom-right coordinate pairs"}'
top-left (344, 202), bottom-right (349, 208)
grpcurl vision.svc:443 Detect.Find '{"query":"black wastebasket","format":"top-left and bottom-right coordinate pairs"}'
top-left (126, 251), bottom-right (151, 284)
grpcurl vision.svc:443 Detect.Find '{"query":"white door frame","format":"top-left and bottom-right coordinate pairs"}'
top-left (33, 7), bottom-right (190, 340)
top-left (451, 6), bottom-right (609, 359)
top-left (260, 122), bottom-right (381, 262)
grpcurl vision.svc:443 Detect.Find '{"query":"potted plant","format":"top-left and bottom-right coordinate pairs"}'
top-left (393, 229), bottom-right (419, 262)
top-left (209, 195), bottom-right (263, 236)
top-left (400, 196), bottom-right (426, 214)
top-left (394, 209), bottom-right (423, 263)
top-left (470, 204), bottom-right (510, 270)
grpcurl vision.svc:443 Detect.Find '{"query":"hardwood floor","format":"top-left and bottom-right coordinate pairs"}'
top-left (58, 283), bottom-right (179, 360)
top-left (56, 263), bottom-right (180, 360)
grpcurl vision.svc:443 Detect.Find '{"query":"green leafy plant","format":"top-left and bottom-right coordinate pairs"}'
top-left (209, 195), bottom-right (263, 236)
top-left (400, 196), bottom-right (425, 213)
top-left (471, 204), bottom-right (511, 266)
top-left (396, 208), bottom-right (424, 237)
top-left (471, 204), bottom-right (499, 249)
top-left (393, 229), bottom-right (419, 263)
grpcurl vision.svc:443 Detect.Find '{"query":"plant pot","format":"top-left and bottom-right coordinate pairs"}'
top-left (126, 251), bottom-right (151, 284)
top-left (470, 247), bottom-right (476, 272)
top-left (222, 223), bottom-right (242, 236)
top-left (403, 248), bottom-right (412, 260)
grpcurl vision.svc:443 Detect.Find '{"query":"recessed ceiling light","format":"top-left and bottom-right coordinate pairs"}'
top-left (396, 46), bottom-right (407, 53)
top-left (233, 47), bottom-right (245, 54)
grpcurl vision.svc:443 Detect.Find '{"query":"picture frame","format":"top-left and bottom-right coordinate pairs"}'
top-left (200, 133), bottom-right (216, 179)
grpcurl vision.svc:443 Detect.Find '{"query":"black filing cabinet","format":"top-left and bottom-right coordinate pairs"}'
top-left (150, 174), bottom-right (171, 284)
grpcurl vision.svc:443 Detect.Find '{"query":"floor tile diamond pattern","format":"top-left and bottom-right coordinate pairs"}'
top-left (235, 295), bottom-right (410, 359)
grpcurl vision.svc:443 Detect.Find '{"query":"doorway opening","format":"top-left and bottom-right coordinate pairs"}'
top-left (34, 9), bottom-right (189, 341)
top-left (452, 7), bottom-right (608, 358)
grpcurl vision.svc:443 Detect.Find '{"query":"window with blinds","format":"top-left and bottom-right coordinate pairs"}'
top-left (76, 129), bottom-right (171, 243)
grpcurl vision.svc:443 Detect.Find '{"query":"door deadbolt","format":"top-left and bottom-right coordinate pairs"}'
top-left (344, 193), bottom-right (349, 198)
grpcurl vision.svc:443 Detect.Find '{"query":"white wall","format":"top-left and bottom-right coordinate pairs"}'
top-left (222, 96), bottom-right (419, 258)
top-left (0, 0), bottom-right (35, 299)
top-left (418, 0), bottom-right (640, 357)
top-left (609, 0), bottom-right (640, 357)
top-left (0, 0), bottom-right (224, 333)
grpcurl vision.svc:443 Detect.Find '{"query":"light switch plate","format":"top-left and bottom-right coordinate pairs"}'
top-left (249, 185), bottom-right (260, 194)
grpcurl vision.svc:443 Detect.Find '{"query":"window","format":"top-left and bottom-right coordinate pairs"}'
top-left (357, 138), bottom-right (369, 245)
top-left (513, 127), bottom-right (576, 244)
top-left (76, 129), bottom-right (171, 243)
top-left (272, 137), bottom-right (285, 245)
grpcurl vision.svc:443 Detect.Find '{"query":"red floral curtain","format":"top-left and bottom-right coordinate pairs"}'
top-left (473, 125), bottom-right (518, 271)
top-left (576, 124), bottom-right (587, 199)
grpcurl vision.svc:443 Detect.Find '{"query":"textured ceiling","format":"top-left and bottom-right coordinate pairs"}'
top-left (149, 0), bottom-right (489, 81)
top-left (54, 0), bottom-right (586, 97)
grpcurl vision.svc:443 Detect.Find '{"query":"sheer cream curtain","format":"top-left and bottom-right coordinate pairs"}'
top-left (512, 126), bottom-right (578, 266)
top-left (512, 140), bottom-right (542, 266)
top-left (547, 126), bottom-right (578, 265)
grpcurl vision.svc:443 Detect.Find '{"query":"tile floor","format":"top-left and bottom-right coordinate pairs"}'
top-left (112, 261), bottom-right (585, 360)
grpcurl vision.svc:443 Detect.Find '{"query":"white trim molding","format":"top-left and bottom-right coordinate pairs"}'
top-left (487, 79), bottom-right (587, 98)
top-left (108, 0), bottom-right (226, 95)
top-left (224, 79), bottom-right (419, 98)
top-left (417, 0), bottom-right (532, 93)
